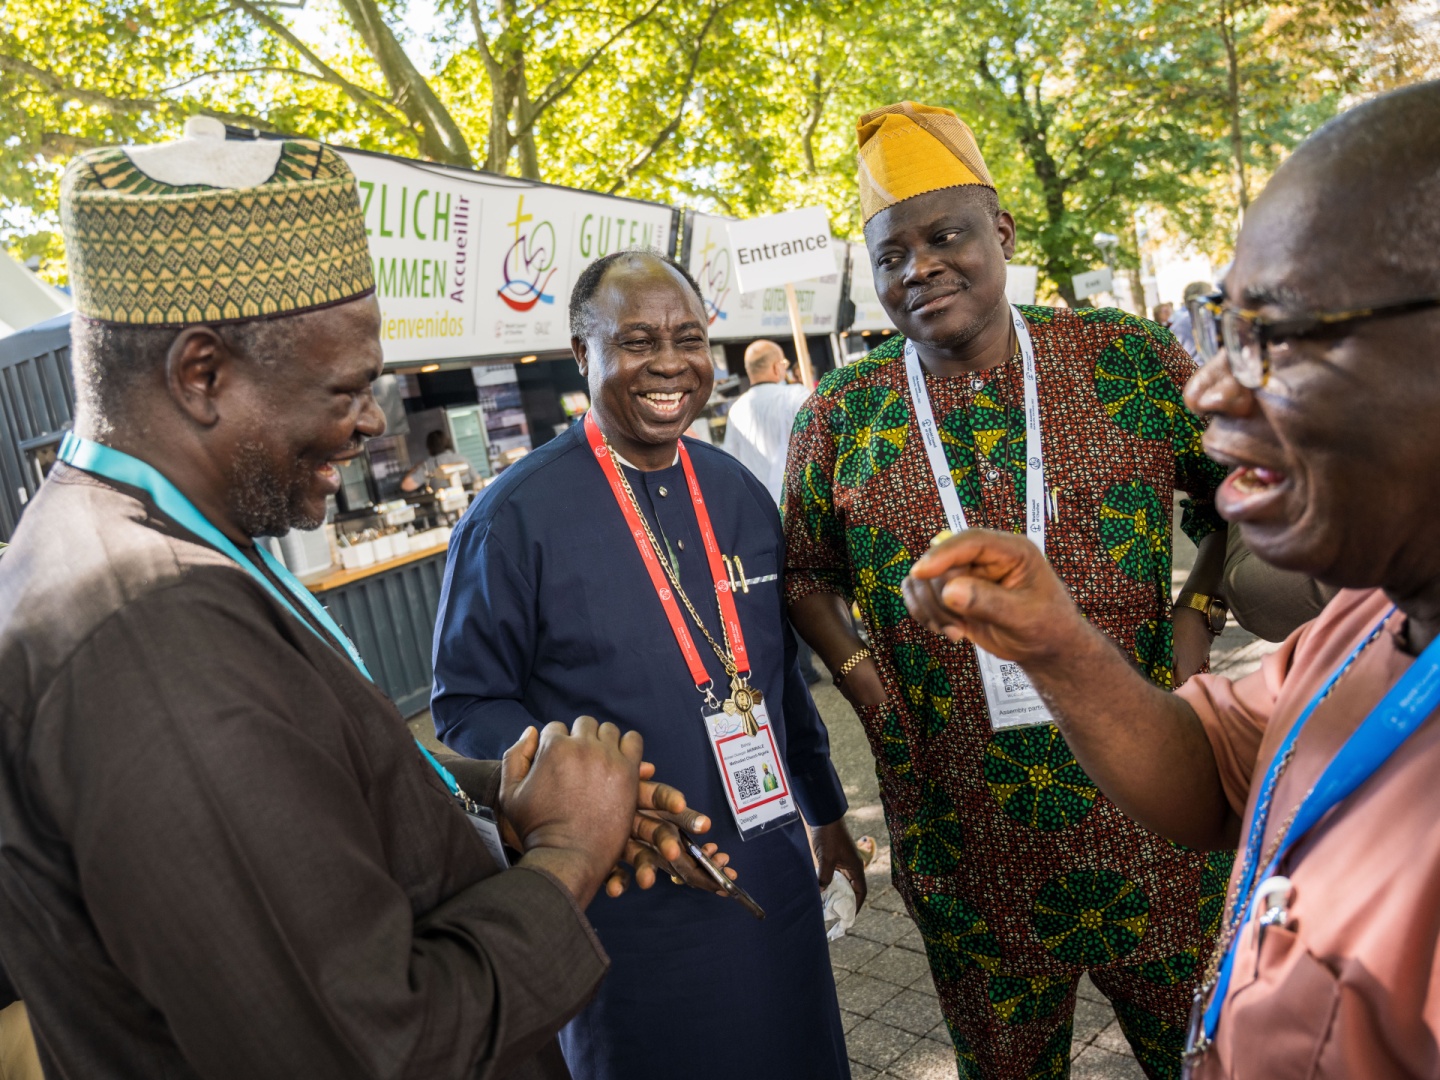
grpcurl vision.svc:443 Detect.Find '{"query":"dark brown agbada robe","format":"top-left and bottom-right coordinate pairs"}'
top-left (0, 463), bottom-right (607, 1079)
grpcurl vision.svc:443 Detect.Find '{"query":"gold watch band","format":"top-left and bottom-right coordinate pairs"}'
top-left (1176, 591), bottom-right (1213, 614)
top-left (833, 647), bottom-right (872, 685)
top-left (1175, 591), bottom-right (1228, 634)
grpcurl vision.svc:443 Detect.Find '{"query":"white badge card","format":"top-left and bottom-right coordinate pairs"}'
top-left (466, 809), bottom-right (511, 868)
top-left (702, 699), bottom-right (800, 840)
top-left (976, 648), bottom-right (1056, 730)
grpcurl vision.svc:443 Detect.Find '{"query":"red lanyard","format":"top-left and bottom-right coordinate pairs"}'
top-left (584, 412), bottom-right (750, 691)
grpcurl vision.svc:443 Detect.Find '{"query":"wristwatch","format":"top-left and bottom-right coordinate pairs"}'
top-left (1175, 590), bottom-right (1228, 635)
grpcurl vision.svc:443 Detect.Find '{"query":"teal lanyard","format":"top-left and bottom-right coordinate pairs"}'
top-left (57, 433), bottom-right (469, 805)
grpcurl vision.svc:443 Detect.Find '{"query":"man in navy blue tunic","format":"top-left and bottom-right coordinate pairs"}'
top-left (433, 250), bottom-right (862, 1080)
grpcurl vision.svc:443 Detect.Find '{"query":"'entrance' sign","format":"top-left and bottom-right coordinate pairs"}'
top-left (727, 207), bottom-right (835, 294)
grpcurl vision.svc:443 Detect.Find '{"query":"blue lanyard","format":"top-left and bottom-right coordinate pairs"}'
top-left (57, 433), bottom-right (468, 805)
top-left (1203, 605), bottom-right (1439, 1042)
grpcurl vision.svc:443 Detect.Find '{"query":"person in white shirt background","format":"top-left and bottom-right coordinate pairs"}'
top-left (722, 339), bottom-right (810, 506)
top-left (722, 339), bottom-right (821, 685)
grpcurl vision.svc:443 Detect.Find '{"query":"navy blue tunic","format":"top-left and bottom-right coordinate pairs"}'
top-left (432, 420), bottom-right (851, 1080)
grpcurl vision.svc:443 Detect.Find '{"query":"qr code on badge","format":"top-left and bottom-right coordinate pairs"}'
top-left (734, 765), bottom-right (761, 801)
top-left (998, 661), bottom-right (1031, 695)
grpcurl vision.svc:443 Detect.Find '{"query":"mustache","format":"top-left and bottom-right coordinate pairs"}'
top-left (316, 438), bottom-right (366, 463)
top-left (906, 279), bottom-right (970, 309)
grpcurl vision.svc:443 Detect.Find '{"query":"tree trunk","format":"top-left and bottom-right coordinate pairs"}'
top-left (994, 59), bottom-right (1082, 308)
top-left (800, 29), bottom-right (827, 177)
top-left (1127, 265), bottom-right (1147, 316)
top-left (1126, 220), bottom-right (1148, 317)
top-left (334, 0), bottom-right (472, 166)
top-left (515, 69), bottom-right (542, 180)
top-left (485, 57), bottom-right (522, 173)
top-left (1052, 266), bottom-right (1081, 308)
top-left (1220, 3), bottom-right (1249, 220)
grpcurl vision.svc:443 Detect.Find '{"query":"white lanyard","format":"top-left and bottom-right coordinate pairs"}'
top-left (904, 303), bottom-right (1046, 552)
top-left (903, 305), bottom-right (1055, 730)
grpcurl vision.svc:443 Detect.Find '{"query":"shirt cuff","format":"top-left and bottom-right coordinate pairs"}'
top-left (792, 759), bottom-right (848, 827)
top-left (784, 568), bottom-right (852, 607)
top-left (436, 754), bottom-right (503, 809)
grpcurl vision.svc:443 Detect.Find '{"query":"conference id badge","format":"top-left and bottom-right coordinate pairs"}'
top-left (976, 647), bottom-right (1056, 730)
top-left (702, 699), bottom-right (799, 841)
top-left (466, 807), bottom-right (510, 868)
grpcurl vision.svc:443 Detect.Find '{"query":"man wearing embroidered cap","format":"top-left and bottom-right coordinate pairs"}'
top-left (0, 119), bottom-right (715, 1080)
top-left (785, 101), bottom-right (1236, 1076)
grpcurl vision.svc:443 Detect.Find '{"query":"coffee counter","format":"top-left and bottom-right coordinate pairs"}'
top-left (301, 540), bottom-right (451, 593)
top-left (300, 542), bottom-right (452, 717)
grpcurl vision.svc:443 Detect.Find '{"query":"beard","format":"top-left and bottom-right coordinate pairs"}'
top-left (225, 440), bottom-right (326, 538)
top-left (911, 284), bottom-right (1005, 353)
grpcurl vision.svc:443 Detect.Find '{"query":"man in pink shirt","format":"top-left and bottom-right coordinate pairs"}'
top-left (900, 81), bottom-right (1440, 1078)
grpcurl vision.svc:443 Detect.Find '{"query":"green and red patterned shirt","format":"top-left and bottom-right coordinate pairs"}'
top-left (782, 306), bottom-right (1232, 1075)
top-left (785, 306), bottom-right (1226, 690)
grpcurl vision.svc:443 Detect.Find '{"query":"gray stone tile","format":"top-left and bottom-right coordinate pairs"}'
top-left (840, 1009), bottom-right (866, 1034)
top-left (868, 987), bottom-right (946, 1036)
top-left (845, 1017), bottom-right (921, 1071)
top-left (850, 907), bottom-right (915, 946)
top-left (1090, 1020), bottom-right (1132, 1055)
top-left (870, 887), bottom-right (909, 915)
top-left (886, 1037), bottom-right (959, 1080)
top-left (829, 932), bottom-right (887, 972)
top-left (836, 972), bottom-right (904, 1017)
top-left (909, 969), bottom-right (940, 997)
top-left (895, 925), bottom-right (927, 954)
top-left (847, 1062), bottom-right (880, 1080)
top-left (1072, 996), bottom-right (1116, 1048)
top-left (859, 944), bottom-right (933, 988)
top-left (926, 1021), bottom-right (953, 1045)
top-left (1076, 972), bottom-right (1107, 1004)
top-left (1070, 1045), bottom-right (1146, 1079)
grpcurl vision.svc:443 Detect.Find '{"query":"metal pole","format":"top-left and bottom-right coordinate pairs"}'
top-left (785, 281), bottom-right (815, 390)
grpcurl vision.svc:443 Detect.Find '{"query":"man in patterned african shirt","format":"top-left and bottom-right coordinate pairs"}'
top-left (784, 101), bottom-right (1236, 1079)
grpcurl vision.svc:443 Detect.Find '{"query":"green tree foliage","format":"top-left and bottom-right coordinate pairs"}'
top-left (1, 0), bottom-right (1432, 294)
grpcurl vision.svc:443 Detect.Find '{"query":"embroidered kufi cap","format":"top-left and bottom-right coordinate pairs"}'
top-left (856, 101), bottom-right (996, 224)
top-left (60, 116), bottom-right (375, 326)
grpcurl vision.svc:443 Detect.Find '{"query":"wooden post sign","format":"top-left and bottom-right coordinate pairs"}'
top-left (726, 207), bottom-right (835, 389)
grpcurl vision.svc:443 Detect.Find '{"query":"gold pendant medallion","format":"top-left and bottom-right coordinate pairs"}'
top-left (721, 677), bottom-right (763, 737)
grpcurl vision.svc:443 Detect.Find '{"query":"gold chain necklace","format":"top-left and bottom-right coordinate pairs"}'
top-left (608, 442), bottom-right (764, 735)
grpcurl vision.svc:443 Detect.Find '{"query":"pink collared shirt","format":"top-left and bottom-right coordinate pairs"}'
top-left (1178, 589), bottom-right (1440, 1079)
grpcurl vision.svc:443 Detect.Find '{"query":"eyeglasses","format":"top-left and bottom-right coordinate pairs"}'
top-left (1219, 294), bottom-right (1440, 389)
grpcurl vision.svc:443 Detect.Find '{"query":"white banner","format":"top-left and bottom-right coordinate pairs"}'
top-left (688, 213), bottom-right (845, 342)
top-left (339, 151), bottom-right (676, 366)
top-left (1005, 265), bottom-right (1040, 306)
top-left (726, 207), bottom-right (836, 294)
top-left (847, 243), bottom-right (897, 333)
